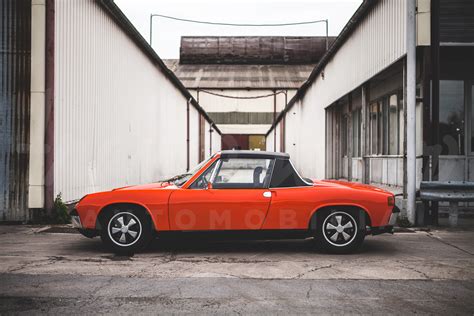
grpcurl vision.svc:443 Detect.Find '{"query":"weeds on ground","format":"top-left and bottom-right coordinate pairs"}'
top-left (51, 193), bottom-right (71, 224)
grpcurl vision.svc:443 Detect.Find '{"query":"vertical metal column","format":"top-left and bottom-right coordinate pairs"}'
top-left (273, 90), bottom-right (277, 152)
top-left (45, 0), bottom-right (55, 213)
top-left (361, 85), bottom-right (368, 184)
top-left (431, 0), bottom-right (440, 225)
top-left (406, 0), bottom-right (417, 224)
top-left (186, 99), bottom-right (190, 171)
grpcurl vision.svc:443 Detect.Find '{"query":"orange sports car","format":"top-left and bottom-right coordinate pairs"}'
top-left (71, 150), bottom-right (399, 254)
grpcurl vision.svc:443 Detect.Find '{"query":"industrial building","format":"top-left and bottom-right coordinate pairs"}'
top-left (165, 36), bottom-right (334, 151)
top-left (0, 0), bottom-right (221, 221)
top-left (266, 0), bottom-right (474, 224)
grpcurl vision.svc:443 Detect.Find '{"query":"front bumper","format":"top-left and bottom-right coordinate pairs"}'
top-left (70, 209), bottom-right (82, 228)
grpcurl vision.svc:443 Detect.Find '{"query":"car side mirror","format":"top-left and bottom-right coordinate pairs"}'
top-left (206, 182), bottom-right (213, 190)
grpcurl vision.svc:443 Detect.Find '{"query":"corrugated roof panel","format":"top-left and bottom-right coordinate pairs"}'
top-left (163, 61), bottom-right (315, 89)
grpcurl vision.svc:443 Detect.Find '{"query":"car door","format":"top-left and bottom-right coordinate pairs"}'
top-left (169, 158), bottom-right (274, 231)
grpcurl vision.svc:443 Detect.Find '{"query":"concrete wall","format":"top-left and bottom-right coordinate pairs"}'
top-left (52, 0), bottom-right (216, 202)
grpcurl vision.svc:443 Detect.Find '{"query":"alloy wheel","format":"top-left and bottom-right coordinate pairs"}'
top-left (322, 211), bottom-right (358, 247)
top-left (107, 212), bottom-right (142, 247)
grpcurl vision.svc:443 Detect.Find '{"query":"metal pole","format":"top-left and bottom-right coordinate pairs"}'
top-left (325, 19), bottom-right (329, 51)
top-left (149, 14), bottom-right (153, 46)
top-left (406, 0), bottom-right (417, 225)
top-left (431, 0), bottom-right (440, 225)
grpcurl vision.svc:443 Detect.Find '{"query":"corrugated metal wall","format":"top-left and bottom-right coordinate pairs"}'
top-left (53, 0), bottom-right (210, 202)
top-left (267, 0), bottom-right (407, 180)
top-left (0, 0), bottom-right (31, 221)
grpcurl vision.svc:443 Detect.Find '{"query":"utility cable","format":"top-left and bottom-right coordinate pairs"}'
top-left (199, 89), bottom-right (286, 99)
top-left (151, 14), bottom-right (327, 27)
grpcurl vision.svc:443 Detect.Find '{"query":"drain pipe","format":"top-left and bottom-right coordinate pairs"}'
top-left (186, 98), bottom-right (191, 171)
top-left (406, 0), bottom-right (417, 224)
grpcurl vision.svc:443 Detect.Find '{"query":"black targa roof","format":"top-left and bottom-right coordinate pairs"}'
top-left (219, 150), bottom-right (290, 160)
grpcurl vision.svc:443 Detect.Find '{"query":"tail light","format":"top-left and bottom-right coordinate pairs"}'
top-left (388, 196), bottom-right (395, 206)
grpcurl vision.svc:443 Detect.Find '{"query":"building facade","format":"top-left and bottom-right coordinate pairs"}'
top-left (0, 0), bottom-right (221, 221)
top-left (166, 36), bottom-right (334, 154)
top-left (266, 0), bottom-right (474, 223)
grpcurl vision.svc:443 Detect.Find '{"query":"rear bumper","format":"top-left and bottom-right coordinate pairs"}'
top-left (368, 205), bottom-right (400, 236)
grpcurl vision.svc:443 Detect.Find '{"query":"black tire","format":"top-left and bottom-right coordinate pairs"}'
top-left (99, 205), bottom-right (153, 255)
top-left (313, 208), bottom-right (366, 254)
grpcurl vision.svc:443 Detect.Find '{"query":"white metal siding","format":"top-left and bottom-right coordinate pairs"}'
top-left (273, 0), bottom-right (407, 180)
top-left (54, 0), bottom-right (200, 201)
top-left (313, 0), bottom-right (406, 109)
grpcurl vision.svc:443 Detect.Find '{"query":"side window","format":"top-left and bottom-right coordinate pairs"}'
top-left (189, 161), bottom-right (217, 189)
top-left (213, 158), bottom-right (273, 189)
top-left (270, 159), bottom-right (310, 188)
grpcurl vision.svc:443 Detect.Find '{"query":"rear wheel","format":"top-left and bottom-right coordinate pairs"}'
top-left (314, 209), bottom-right (366, 254)
top-left (100, 206), bottom-right (153, 254)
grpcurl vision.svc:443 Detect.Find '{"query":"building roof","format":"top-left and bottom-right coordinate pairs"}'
top-left (180, 36), bottom-right (335, 65)
top-left (220, 150), bottom-right (290, 159)
top-left (164, 60), bottom-right (315, 89)
top-left (95, 0), bottom-right (221, 134)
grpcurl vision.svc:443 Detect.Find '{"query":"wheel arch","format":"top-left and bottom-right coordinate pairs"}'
top-left (96, 202), bottom-right (157, 231)
top-left (308, 204), bottom-right (372, 232)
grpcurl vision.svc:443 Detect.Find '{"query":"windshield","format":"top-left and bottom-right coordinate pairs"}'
top-left (160, 156), bottom-right (213, 187)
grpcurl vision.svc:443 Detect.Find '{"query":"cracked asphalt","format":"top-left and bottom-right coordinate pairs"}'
top-left (0, 226), bottom-right (473, 314)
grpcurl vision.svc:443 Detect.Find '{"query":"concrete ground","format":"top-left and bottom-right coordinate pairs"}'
top-left (0, 226), bottom-right (473, 314)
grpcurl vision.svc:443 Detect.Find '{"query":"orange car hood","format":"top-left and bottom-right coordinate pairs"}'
top-left (112, 182), bottom-right (177, 191)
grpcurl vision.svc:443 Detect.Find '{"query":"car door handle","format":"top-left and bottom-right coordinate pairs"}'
top-left (263, 191), bottom-right (272, 198)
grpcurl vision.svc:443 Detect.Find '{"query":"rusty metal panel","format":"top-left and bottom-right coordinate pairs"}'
top-left (53, 0), bottom-right (201, 202)
top-left (0, 0), bottom-right (31, 221)
top-left (180, 36), bottom-right (335, 65)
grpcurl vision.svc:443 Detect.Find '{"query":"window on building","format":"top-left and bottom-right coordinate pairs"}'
top-left (440, 80), bottom-right (464, 155)
top-left (382, 98), bottom-right (389, 154)
top-left (341, 115), bottom-right (348, 157)
top-left (370, 102), bottom-right (379, 155)
top-left (249, 135), bottom-right (266, 151)
top-left (389, 94), bottom-right (400, 155)
top-left (352, 109), bottom-right (361, 157)
top-left (369, 93), bottom-right (402, 156)
top-left (471, 84), bottom-right (474, 153)
top-left (399, 94), bottom-right (405, 155)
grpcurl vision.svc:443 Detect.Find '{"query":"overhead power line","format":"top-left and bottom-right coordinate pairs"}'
top-left (199, 90), bottom-right (287, 99)
top-left (150, 14), bottom-right (328, 27)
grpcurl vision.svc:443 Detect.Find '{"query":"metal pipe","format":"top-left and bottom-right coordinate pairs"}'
top-left (45, 0), bottom-right (55, 213)
top-left (273, 90), bottom-right (277, 152)
top-left (325, 19), bottom-right (329, 51)
top-left (149, 14), bottom-right (153, 46)
top-left (209, 126), bottom-right (213, 156)
top-left (430, 0), bottom-right (440, 225)
top-left (406, 0), bottom-right (417, 224)
top-left (186, 98), bottom-right (191, 171)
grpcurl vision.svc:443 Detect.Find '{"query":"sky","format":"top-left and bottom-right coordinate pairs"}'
top-left (115, 0), bottom-right (362, 59)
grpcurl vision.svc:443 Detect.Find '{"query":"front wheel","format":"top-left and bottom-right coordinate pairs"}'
top-left (100, 206), bottom-right (153, 254)
top-left (314, 209), bottom-right (366, 254)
